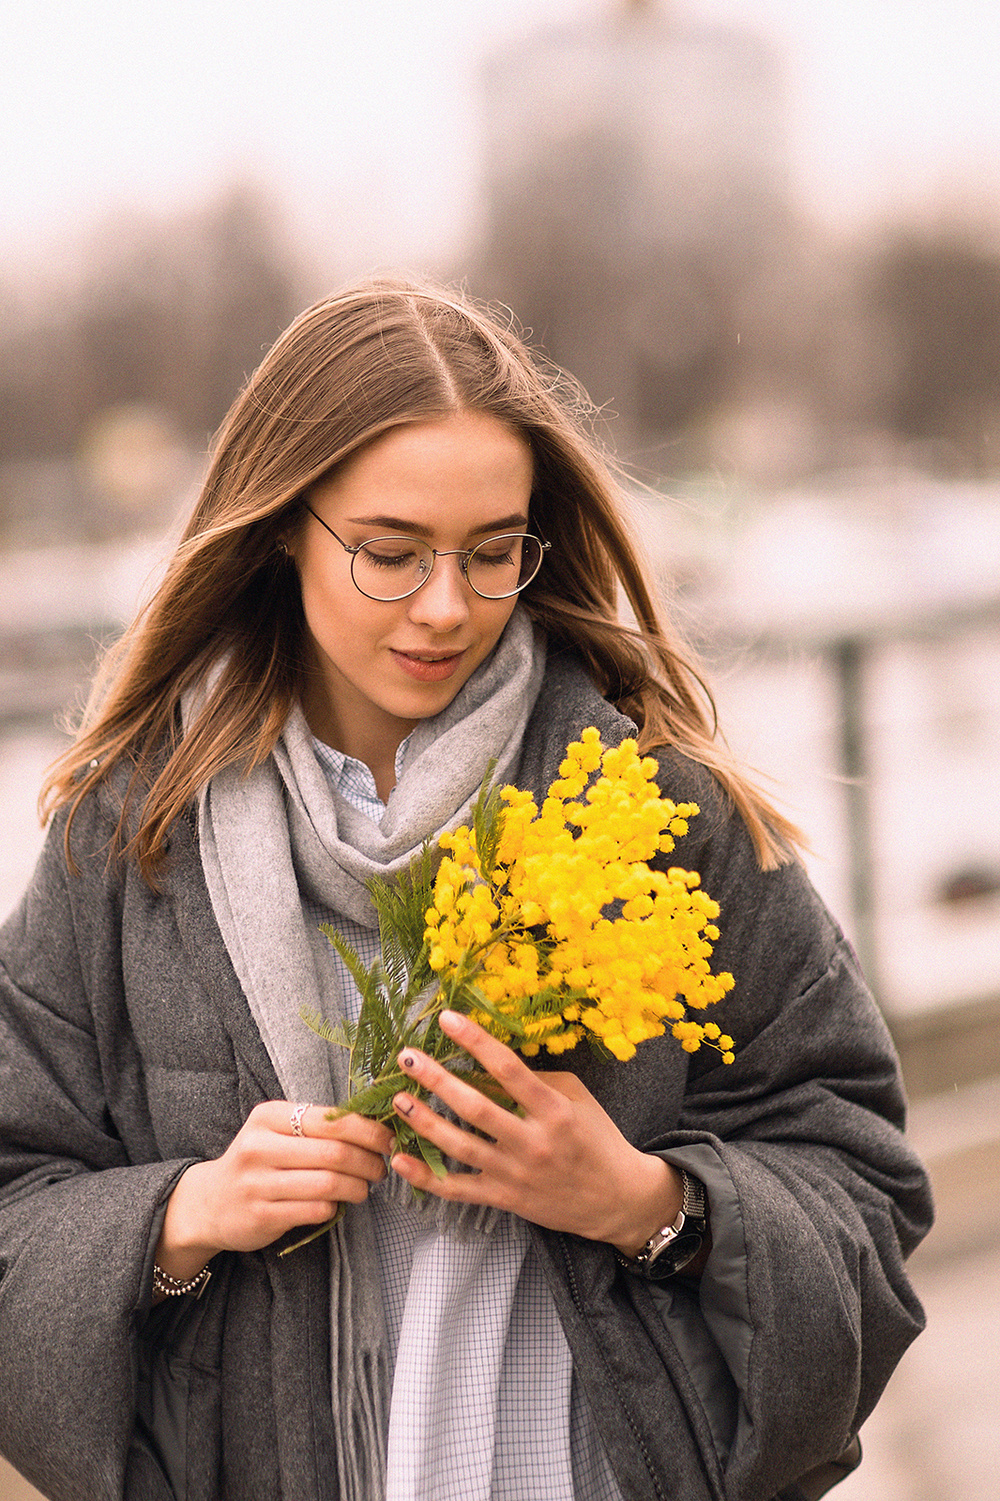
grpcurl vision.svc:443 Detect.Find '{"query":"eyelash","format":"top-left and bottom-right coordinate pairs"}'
top-left (360, 542), bottom-right (520, 569)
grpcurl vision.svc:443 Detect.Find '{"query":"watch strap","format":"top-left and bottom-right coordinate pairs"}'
top-left (679, 1167), bottom-right (707, 1224)
top-left (616, 1167), bottom-right (708, 1278)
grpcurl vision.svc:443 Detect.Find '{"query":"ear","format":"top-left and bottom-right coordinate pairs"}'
top-left (276, 528), bottom-right (300, 564)
top-left (277, 501), bottom-right (307, 564)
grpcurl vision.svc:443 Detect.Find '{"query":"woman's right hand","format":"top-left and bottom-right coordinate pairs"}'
top-left (153, 1102), bottom-right (395, 1284)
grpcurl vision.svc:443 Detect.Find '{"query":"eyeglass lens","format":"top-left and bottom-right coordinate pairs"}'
top-left (352, 533), bottom-right (544, 601)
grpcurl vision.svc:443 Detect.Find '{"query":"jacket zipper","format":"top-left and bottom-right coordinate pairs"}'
top-left (558, 1233), bottom-right (668, 1501)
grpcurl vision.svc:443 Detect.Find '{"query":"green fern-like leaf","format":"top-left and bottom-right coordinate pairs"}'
top-left (300, 1006), bottom-right (353, 1050)
top-left (415, 1133), bottom-right (448, 1180)
top-left (585, 1034), bottom-right (617, 1063)
top-left (320, 925), bottom-right (385, 1013)
top-left (470, 759), bottom-right (505, 879)
top-left (356, 964), bottom-right (412, 1079)
top-left (460, 984), bottom-right (528, 1039)
top-left (334, 1068), bottom-right (410, 1121)
top-left (367, 845), bottom-right (436, 993)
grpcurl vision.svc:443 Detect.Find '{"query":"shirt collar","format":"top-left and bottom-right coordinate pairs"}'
top-left (311, 734), bottom-right (412, 813)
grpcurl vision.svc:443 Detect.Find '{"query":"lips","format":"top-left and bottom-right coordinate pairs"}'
top-left (390, 648), bottom-right (467, 683)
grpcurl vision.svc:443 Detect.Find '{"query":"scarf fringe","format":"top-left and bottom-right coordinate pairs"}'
top-left (378, 1159), bottom-right (503, 1241)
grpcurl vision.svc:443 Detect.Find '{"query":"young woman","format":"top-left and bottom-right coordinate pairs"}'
top-left (0, 280), bottom-right (931, 1501)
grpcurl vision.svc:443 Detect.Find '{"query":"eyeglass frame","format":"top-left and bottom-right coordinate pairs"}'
top-left (300, 503), bottom-right (550, 601)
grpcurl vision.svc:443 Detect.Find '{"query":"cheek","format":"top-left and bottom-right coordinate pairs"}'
top-left (479, 598), bottom-right (519, 645)
top-left (306, 589), bottom-right (388, 650)
top-left (293, 545), bottom-right (365, 636)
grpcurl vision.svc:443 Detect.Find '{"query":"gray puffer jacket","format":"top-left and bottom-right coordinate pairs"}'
top-left (0, 650), bottom-right (932, 1500)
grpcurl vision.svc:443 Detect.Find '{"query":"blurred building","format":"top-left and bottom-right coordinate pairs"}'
top-left (476, 0), bottom-right (805, 467)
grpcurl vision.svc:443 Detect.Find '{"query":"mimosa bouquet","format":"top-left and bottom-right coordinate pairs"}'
top-left (298, 729), bottom-right (735, 1199)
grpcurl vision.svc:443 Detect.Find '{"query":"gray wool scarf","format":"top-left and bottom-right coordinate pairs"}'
top-left (195, 607), bottom-right (546, 1500)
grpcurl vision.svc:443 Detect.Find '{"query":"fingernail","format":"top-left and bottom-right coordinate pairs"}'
top-left (394, 1094), bottom-right (415, 1117)
top-left (439, 1010), bottom-right (462, 1029)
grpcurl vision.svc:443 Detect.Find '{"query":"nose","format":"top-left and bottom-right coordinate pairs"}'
top-left (406, 552), bottom-right (471, 631)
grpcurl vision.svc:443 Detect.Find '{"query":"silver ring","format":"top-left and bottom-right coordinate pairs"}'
top-left (290, 1102), bottom-right (312, 1137)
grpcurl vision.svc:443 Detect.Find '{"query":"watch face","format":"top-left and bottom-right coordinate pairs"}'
top-left (644, 1230), bottom-right (704, 1279)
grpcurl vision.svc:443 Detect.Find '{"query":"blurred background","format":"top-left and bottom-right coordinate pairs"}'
top-left (1, 1), bottom-right (998, 1496)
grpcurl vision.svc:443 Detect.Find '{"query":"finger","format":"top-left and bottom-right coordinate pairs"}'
top-left (304, 1142), bottom-right (390, 1185)
top-left (269, 1102), bottom-right (394, 1155)
top-left (434, 1010), bottom-right (565, 1118)
top-left (268, 1134), bottom-right (392, 1181)
top-left (391, 1089), bottom-right (493, 1172)
top-left (266, 1165), bottom-right (372, 1204)
top-left (389, 1145), bottom-right (504, 1208)
top-left (396, 1044), bottom-right (517, 1145)
top-left (312, 1110), bottom-right (396, 1155)
top-left (532, 1071), bottom-right (593, 1102)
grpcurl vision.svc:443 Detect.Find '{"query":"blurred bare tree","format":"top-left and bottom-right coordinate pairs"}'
top-left (863, 229), bottom-right (1000, 477)
top-left (0, 183), bottom-right (301, 544)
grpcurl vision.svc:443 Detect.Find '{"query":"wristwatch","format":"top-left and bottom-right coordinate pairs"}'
top-left (616, 1168), bottom-right (708, 1280)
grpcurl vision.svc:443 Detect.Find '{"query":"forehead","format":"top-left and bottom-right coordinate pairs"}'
top-left (310, 412), bottom-right (533, 524)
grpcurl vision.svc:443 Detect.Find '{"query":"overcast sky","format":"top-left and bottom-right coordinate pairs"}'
top-left (3, 0), bottom-right (999, 282)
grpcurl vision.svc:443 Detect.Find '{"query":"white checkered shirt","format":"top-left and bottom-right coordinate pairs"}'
top-left (305, 738), bottom-right (624, 1500)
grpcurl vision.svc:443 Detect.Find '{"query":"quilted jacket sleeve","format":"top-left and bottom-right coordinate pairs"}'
top-left (653, 749), bottom-right (934, 1499)
top-left (0, 803), bottom-right (188, 1501)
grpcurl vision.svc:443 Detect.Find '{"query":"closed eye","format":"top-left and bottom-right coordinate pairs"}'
top-left (360, 540), bottom-right (423, 568)
top-left (474, 545), bottom-right (517, 566)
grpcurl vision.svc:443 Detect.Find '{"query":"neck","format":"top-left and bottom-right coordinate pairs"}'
top-left (371, 760), bottom-right (397, 803)
top-left (298, 682), bottom-right (412, 801)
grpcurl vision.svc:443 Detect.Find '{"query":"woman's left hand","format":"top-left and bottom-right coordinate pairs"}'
top-left (390, 1009), bottom-right (682, 1255)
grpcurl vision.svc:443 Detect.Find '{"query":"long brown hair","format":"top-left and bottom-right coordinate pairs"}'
top-left (42, 277), bottom-right (799, 880)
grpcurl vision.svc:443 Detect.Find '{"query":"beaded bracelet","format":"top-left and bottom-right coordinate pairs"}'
top-left (152, 1262), bottom-right (212, 1299)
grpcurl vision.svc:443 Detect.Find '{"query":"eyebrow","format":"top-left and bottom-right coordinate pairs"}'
top-left (345, 512), bottom-right (530, 539)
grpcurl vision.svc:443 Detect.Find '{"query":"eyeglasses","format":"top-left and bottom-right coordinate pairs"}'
top-left (302, 504), bottom-right (550, 602)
